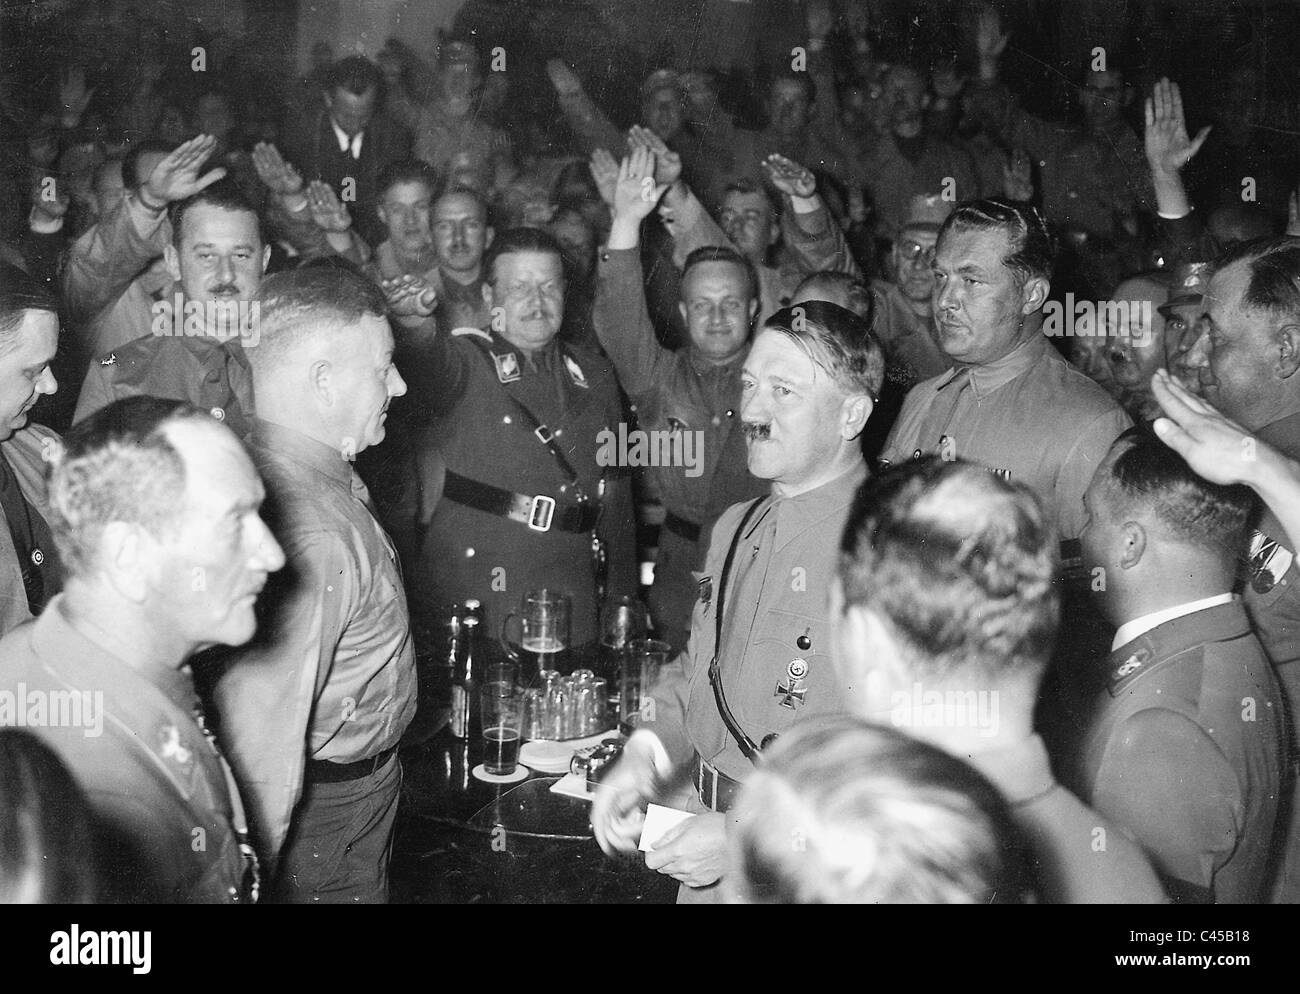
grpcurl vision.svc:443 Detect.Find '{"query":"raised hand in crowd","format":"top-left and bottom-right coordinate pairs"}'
top-left (545, 59), bottom-right (583, 98)
top-left (251, 141), bottom-right (305, 199)
top-left (29, 175), bottom-right (70, 227)
top-left (762, 152), bottom-right (817, 200)
top-left (628, 125), bottom-right (682, 190)
top-left (588, 148), bottom-right (619, 208)
top-left (976, 5), bottom-right (1010, 81)
top-left (57, 65), bottom-right (95, 128)
top-left (608, 143), bottom-right (667, 250)
top-left (381, 274), bottom-right (438, 323)
top-left (1002, 148), bottom-right (1033, 201)
top-left (306, 180), bottom-right (352, 233)
top-left (139, 134), bottom-right (227, 210)
top-left (932, 59), bottom-right (968, 102)
top-left (1144, 78), bottom-right (1209, 219)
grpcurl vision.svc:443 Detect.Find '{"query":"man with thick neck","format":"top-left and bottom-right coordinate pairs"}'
top-left (831, 456), bottom-right (1165, 903)
top-left (400, 227), bottom-right (636, 649)
top-left (1181, 235), bottom-right (1300, 900)
top-left (0, 396), bottom-right (285, 902)
top-left (879, 198), bottom-right (1130, 541)
top-left (1078, 428), bottom-right (1282, 902)
top-left (213, 266), bottom-right (415, 903)
top-left (591, 301), bottom-right (880, 902)
top-left (593, 144), bottom-right (767, 651)
top-left (74, 177), bottom-right (269, 438)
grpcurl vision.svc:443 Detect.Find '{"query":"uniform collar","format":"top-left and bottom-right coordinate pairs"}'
top-left (1103, 598), bottom-right (1252, 696)
top-left (947, 332), bottom-right (1049, 400)
top-left (1110, 593), bottom-right (1236, 651)
top-left (748, 460), bottom-right (868, 553)
top-left (330, 118), bottom-right (364, 158)
top-left (687, 345), bottom-right (747, 379)
top-left (249, 418), bottom-right (354, 488)
top-left (962, 733), bottom-right (1057, 807)
top-left (488, 328), bottom-right (561, 373)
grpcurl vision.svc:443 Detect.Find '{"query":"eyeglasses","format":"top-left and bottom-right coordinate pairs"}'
top-left (896, 241), bottom-right (936, 265)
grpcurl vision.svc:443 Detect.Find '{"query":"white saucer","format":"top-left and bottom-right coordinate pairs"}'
top-left (519, 731), bottom-right (619, 774)
top-left (471, 763), bottom-right (529, 784)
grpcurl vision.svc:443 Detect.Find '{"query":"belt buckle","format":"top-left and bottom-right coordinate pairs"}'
top-left (528, 494), bottom-right (556, 531)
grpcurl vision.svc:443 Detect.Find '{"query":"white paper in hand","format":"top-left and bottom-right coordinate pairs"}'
top-left (638, 802), bottom-right (696, 852)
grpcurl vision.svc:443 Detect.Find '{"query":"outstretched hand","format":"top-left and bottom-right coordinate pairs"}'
top-left (252, 142), bottom-right (305, 197)
top-left (142, 134), bottom-right (227, 205)
top-left (628, 125), bottom-right (682, 188)
top-left (763, 153), bottom-right (816, 199)
top-left (1151, 370), bottom-right (1259, 487)
top-left (382, 274), bottom-right (438, 319)
top-left (613, 142), bottom-right (668, 223)
top-left (306, 180), bottom-right (352, 232)
top-left (1144, 78), bottom-right (1210, 176)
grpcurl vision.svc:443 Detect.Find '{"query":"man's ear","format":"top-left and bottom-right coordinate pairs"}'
top-left (1277, 324), bottom-right (1300, 379)
top-left (841, 392), bottom-right (873, 440)
top-left (163, 244), bottom-right (181, 284)
top-left (261, 244), bottom-right (272, 273)
top-left (101, 521), bottom-right (149, 603)
top-left (678, 301), bottom-right (689, 328)
top-left (1119, 520), bottom-right (1147, 570)
top-left (480, 281), bottom-right (493, 310)
top-left (1021, 274), bottom-right (1050, 314)
top-left (310, 358), bottom-right (333, 405)
top-left (747, 297), bottom-right (758, 322)
top-left (484, 225), bottom-right (495, 250)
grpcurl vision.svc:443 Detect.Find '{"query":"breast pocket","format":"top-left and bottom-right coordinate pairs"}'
top-left (741, 608), bottom-right (838, 742)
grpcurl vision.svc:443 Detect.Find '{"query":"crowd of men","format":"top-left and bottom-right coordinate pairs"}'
top-left (2, 2), bottom-right (1300, 904)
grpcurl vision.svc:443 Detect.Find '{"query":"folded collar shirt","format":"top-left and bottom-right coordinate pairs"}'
top-left (330, 118), bottom-right (364, 159)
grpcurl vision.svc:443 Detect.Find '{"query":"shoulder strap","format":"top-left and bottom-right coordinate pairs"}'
top-left (461, 335), bottom-right (589, 499)
top-left (707, 496), bottom-right (767, 764)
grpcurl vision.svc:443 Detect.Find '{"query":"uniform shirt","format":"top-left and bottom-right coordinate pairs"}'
top-left (212, 420), bottom-right (417, 860)
top-left (643, 462), bottom-right (866, 781)
top-left (74, 334), bottom-right (254, 437)
top-left (406, 327), bottom-right (637, 647)
top-left (593, 245), bottom-right (768, 642)
top-left (879, 332), bottom-right (1131, 540)
top-left (0, 425), bottom-right (61, 636)
top-left (1079, 600), bottom-right (1284, 903)
top-left (0, 595), bottom-right (252, 903)
top-left (858, 132), bottom-right (982, 240)
top-left (965, 734), bottom-right (1166, 904)
top-left (870, 278), bottom-right (953, 385)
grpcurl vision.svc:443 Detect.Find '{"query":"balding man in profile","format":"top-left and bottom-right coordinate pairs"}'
top-left (211, 265), bottom-right (414, 904)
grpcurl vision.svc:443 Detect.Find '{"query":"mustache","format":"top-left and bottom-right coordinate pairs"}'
top-left (742, 421), bottom-right (771, 441)
top-left (208, 284), bottom-right (240, 296)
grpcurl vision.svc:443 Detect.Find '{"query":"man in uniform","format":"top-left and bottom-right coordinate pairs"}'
top-left (212, 267), bottom-right (415, 904)
top-left (879, 198), bottom-right (1131, 541)
top-left (828, 456), bottom-right (1165, 903)
top-left (1097, 273), bottom-right (1172, 421)
top-left (1182, 235), bottom-right (1300, 900)
top-left (0, 396), bottom-right (286, 902)
top-left (1078, 427), bottom-right (1283, 902)
top-left (870, 194), bottom-right (955, 387)
top-left (1160, 261), bottom-right (1213, 389)
top-left (591, 300), bottom-right (882, 902)
top-left (0, 265), bottom-right (62, 633)
top-left (74, 176), bottom-right (269, 437)
top-left (400, 227), bottom-right (636, 648)
top-left (593, 144), bottom-right (767, 651)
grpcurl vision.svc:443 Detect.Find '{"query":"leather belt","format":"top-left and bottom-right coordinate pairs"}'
top-left (304, 746), bottom-right (397, 784)
top-left (692, 753), bottom-right (742, 813)
top-left (443, 470), bottom-right (598, 534)
top-left (662, 512), bottom-right (701, 544)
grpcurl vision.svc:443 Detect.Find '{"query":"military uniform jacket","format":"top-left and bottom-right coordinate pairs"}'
top-left (409, 327), bottom-right (636, 646)
top-left (870, 279), bottom-right (953, 385)
top-left (593, 245), bottom-right (767, 641)
top-left (74, 334), bottom-right (254, 437)
top-left (1244, 410), bottom-right (1300, 670)
top-left (0, 425), bottom-right (59, 637)
top-left (880, 332), bottom-right (1131, 540)
top-left (643, 463), bottom-right (866, 781)
top-left (0, 596), bottom-right (251, 902)
top-left (1080, 601), bottom-right (1284, 903)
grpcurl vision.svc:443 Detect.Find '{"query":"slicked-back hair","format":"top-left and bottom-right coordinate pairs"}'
top-left (939, 198), bottom-right (1056, 287)
top-left (793, 270), bottom-right (873, 320)
top-left (121, 139), bottom-right (176, 192)
top-left (49, 397), bottom-right (217, 578)
top-left (0, 263), bottom-right (58, 360)
top-left (764, 299), bottom-right (884, 399)
top-left (376, 159), bottom-right (439, 201)
top-left (838, 457), bottom-right (1059, 680)
top-left (733, 717), bottom-right (1037, 904)
top-left (722, 176), bottom-right (781, 221)
top-left (246, 264), bottom-right (389, 377)
top-left (682, 245), bottom-right (759, 304)
top-left (483, 226), bottom-right (565, 286)
top-left (1213, 235), bottom-right (1300, 327)
top-left (326, 55), bottom-right (382, 96)
top-left (168, 176), bottom-right (266, 250)
top-left (1102, 425), bottom-right (1256, 558)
